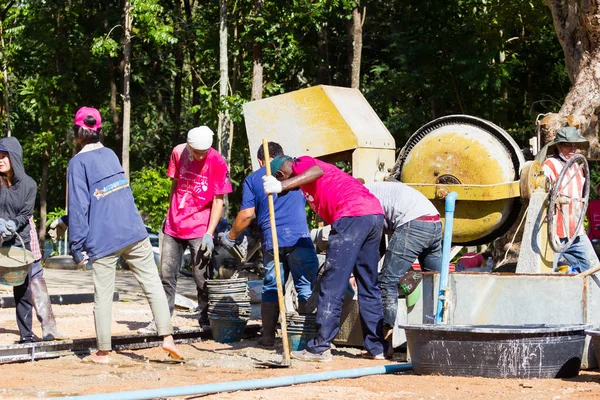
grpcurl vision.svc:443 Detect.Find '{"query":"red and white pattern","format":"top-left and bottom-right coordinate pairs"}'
top-left (28, 216), bottom-right (42, 260)
top-left (542, 157), bottom-right (585, 239)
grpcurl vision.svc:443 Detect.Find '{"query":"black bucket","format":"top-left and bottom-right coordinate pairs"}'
top-left (207, 278), bottom-right (251, 343)
top-left (401, 324), bottom-right (591, 379)
top-left (286, 313), bottom-right (317, 351)
top-left (585, 329), bottom-right (600, 368)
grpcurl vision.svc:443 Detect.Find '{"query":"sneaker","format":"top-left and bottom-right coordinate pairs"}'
top-left (290, 349), bottom-right (332, 362)
top-left (138, 321), bottom-right (157, 334)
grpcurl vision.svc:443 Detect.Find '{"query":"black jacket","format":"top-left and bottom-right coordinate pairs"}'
top-left (0, 137), bottom-right (36, 250)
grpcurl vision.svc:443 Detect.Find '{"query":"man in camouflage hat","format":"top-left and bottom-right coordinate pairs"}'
top-left (541, 126), bottom-right (599, 272)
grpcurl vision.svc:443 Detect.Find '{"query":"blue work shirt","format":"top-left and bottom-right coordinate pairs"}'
top-left (241, 166), bottom-right (311, 251)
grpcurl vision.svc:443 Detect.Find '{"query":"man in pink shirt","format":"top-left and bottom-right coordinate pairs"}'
top-left (263, 155), bottom-right (386, 361)
top-left (141, 126), bottom-right (232, 333)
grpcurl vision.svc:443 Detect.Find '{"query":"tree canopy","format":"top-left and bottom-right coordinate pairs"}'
top-left (0, 0), bottom-right (573, 231)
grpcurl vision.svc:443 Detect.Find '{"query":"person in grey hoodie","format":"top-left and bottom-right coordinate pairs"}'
top-left (0, 137), bottom-right (68, 343)
top-left (0, 137), bottom-right (38, 343)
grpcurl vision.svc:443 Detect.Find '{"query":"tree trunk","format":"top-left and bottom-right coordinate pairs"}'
top-left (105, 5), bottom-right (121, 158)
top-left (0, 18), bottom-right (10, 137)
top-left (218, 0), bottom-right (231, 220)
top-left (317, 27), bottom-right (331, 85)
top-left (542, 0), bottom-right (600, 156)
top-left (251, 0), bottom-right (263, 100)
top-left (122, 1), bottom-right (132, 179)
top-left (173, 0), bottom-right (183, 144)
top-left (183, 0), bottom-right (200, 125)
top-left (349, 4), bottom-right (363, 89)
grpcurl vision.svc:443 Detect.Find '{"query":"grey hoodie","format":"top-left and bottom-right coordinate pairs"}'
top-left (0, 137), bottom-right (36, 249)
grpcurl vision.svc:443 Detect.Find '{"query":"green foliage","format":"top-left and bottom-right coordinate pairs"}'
top-left (0, 0), bottom-right (575, 236)
top-left (130, 167), bottom-right (171, 230)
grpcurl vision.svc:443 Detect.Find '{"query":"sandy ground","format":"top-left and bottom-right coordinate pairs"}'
top-left (0, 281), bottom-right (599, 399)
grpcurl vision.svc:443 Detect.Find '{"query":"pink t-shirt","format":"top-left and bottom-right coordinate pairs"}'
top-left (291, 156), bottom-right (383, 225)
top-left (164, 145), bottom-right (232, 239)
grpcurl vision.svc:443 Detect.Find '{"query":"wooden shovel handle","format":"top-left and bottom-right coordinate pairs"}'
top-left (263, 139), bottom-right (291, 364)
top-left (576, 264), bottom-right (600, 278)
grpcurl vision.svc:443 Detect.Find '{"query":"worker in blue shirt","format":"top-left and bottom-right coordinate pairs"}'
top-left (220, 142), bottom-right (318, 348)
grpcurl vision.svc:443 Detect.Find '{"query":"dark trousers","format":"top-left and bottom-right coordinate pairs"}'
top-left (160, 233), bottom-right (212, 324)
top-left (307, 214), bottom-right (385, 356)
top-left (13, 259), bottom-right (42, 343)
top-left (378, 220), bottom-right (442, 328)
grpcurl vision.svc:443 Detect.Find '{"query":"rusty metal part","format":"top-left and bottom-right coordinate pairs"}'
top-left (393, 115), bottom-right (525, 245)
top-left (0, 326), bottom-right (260, 364)
top-left (519, 160), bottom-right (547, 200)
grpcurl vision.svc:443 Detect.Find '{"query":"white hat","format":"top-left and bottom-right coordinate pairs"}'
top-left (187, 126), bottom-right (214, 150)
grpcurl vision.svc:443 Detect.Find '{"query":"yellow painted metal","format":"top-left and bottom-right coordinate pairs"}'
top-left (406, 181), bottom-right (520, 201)
top-left (401, 126), bottom-right (520, 243)
top-left (352, 147), bottom-right (396, 183)
top-left (243, 85), bottom-right (395, 171)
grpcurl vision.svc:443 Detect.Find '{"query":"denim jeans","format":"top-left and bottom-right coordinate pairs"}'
top-left (262, 237), bottom-right (319, 303)
top-left (556, 234), bottom-right (600, 273)
top-left (378, 219), bottom-right (442, 328)
top-left (306, 214), bottom-right (385, 356)
top-left (160, 233), bottom-right (212, 324)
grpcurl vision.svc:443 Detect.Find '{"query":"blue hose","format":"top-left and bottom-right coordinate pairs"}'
top-left (435, 192), bottom-right (458, 324)
top-left (52, 363), bottom-right (413, 400)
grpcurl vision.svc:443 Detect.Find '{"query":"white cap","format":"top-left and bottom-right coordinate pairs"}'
top-left (187, 126), bottom-right (214, 150)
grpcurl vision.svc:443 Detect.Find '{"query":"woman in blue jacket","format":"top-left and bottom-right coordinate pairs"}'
top-left (67, 106), bottom-right (181, 363)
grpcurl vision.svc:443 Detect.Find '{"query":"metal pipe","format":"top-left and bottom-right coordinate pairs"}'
top-left (436, 192), bottom-right (458, 324)
top-left (53, 363), bottom-right (413, 400)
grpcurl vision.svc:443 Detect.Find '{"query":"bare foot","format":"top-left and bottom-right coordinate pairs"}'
top-left (89, 351), bottom-right (111, 364)
top-left (162, 335), bottom-right (183, 360)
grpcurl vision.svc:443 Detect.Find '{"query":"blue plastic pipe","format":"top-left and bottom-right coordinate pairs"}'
top-left (52, 363), bottom-right (413, 400)
top-left (435, 192), bottom-right (458, 324)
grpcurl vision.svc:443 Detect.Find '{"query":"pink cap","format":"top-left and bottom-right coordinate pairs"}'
top-left (74, 107), bottom-right (102, 131)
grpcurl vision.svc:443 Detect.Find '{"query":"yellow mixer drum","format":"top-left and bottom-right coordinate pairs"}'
top-left (393, 115), bottom-right (525, 245)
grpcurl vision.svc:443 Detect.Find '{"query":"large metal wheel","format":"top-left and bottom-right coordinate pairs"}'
top-left (547, 153), bottom-right (590, 253)
top-left (393, 115), bottom-right (525, 245)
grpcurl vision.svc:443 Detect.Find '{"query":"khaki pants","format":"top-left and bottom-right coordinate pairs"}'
top-left (92, 237), bottom-right (172, 350)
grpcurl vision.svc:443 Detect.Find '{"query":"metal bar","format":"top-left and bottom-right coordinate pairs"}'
top-left (0, 325), bottom-right (260, 364)
top-left (0, 292), bottom-right (119, 308)
top-left (406, 181), bottom-right (520, 200)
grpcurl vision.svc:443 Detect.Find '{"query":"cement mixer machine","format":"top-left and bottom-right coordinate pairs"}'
top-left (243, 85), bottom-right (599, 368)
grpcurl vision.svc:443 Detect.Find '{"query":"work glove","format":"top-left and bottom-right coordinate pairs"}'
top-left (0, 218), bottom-right (15, 241)
top-left (262, 175), bottom-right (282, 194)
top-left (48, 217), bottom-right (68, 243)
top-left (200, 233), bottom-right (214, 258)
top-left (72, 250), bottom-right (89, 266)
top-left (219, 230), bottom-right (236, 251)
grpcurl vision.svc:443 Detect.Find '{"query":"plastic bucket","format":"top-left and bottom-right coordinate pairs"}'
top-left (402, 324), bottom-right (591, 379)
top-left (287, 313), bottom-right (317, 351)
top-left (209, 317), bottom-right (248, 343)
top-left (0, 234), bottom-right (35, 286)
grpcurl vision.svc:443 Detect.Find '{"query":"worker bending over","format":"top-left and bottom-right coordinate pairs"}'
top-left (264, 155), bottom-right (386, 362)
top-left (365, 181), bottom-right (441, 356)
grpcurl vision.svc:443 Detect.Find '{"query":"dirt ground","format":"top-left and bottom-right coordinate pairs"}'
top-left (0, 292), bottom-right (599, 400)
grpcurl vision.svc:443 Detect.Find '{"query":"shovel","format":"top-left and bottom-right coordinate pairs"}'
top-left (255, 139), bottom-right (292, 368)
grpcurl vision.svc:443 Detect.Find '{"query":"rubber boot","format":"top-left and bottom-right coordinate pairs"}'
top-left (258, 302), bottom-right (279, 348)
top-left (30, 278), bottom-right (69, 341)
